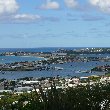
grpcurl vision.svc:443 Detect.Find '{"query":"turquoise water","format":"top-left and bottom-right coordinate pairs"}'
top-left (0, 56), bottom-right (44, 64)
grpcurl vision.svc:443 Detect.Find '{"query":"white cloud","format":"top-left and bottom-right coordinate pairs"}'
top-left (14, 14), bottom-right (41, 20)
top-left (0, 14), bottom-right (41, 23)
top-left (0, 14), bottom-right (60, 23)
top-left (0, 0), bottom-right (41, 23)
top-left (89, 0), bottom-right (110, 13)
top-left (0, 0), bottom-right (19, 15)
top-left (65, 0), bottom-right (78, 8)
top-left (40, 0), bottom-right (59, 9)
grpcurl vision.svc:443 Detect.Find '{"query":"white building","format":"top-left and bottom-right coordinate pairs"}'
top-left (14, 86), bottom-right (33, 92)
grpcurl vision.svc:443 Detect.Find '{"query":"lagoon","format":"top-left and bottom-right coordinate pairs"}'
top-left (0, 56), bottom-right (44, 64)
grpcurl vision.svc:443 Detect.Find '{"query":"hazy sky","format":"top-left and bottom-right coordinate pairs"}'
top-left (0, 0), bottom-right (110, 48)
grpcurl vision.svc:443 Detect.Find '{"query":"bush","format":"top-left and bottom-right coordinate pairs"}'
top-left (1, 83), bottom-right (110, 110)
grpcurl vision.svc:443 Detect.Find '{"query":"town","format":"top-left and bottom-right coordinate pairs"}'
top-left (1, 74), bottom-right (110, 94)
top-left (1, 74), bottom-right (110, 109)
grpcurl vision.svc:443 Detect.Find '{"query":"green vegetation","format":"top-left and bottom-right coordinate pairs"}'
top-left (1, 83), bottom-right (110, 110)
top-left (88, 76), bottom-right (101, 82)
top-left (105, 73), bottom-right (110, 77)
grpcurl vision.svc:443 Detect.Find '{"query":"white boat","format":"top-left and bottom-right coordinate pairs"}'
top-left (54, 67), bottom-right (63, 70)
top-left (75, 70), bottom-right (82, 73)
top-left (75, 70), bottom-right (91, 73)
top-left (59, 61), bottom-right (64, 64)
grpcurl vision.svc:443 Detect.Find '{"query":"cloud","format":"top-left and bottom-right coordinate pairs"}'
top-left (89, 0), bottom-right (110, 13)
top-left (0, 0), bottom-right (60, 24)
top-left (13, 14), bottom-right (59, 23)
top-left (42, 16), bottom-right (60, 22)
top-left (0, 14), bottom-right (60, 23)
top-left (65, 0), bottom-right (78, 8)
top-left (82, 14), bottom-right (105, 21)
top-left (0, 14), bottom-right (41, 23)
top-left (12, 14), bottom-right (41, 23)
top-left (14, 14), bottom-right (41, 21)
top-left (40, 0), bottom-right (59, 10)
top-left (0, 0), bottom-right (19, 15)
top-left (66, 13), bottom-right (79, 21)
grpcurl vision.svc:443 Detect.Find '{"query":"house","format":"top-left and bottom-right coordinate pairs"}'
top-left (0, 90), bottom-right (12, 93)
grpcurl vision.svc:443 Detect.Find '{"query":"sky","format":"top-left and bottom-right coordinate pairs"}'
top-left (0, 0), bottom-right (110, 48)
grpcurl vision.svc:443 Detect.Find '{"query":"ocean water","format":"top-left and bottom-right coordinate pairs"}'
top-left (0, 48), bottom-right (109, 79)
top-left (0, 47), bottom-right (109, 53)
top-left (0, 47), bottom-right (77, 53)
top-left (0, 56), bottom-right (44, 64)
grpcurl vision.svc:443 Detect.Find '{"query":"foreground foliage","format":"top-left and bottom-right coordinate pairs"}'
top-left (1, 83), bottom-right (110, 110)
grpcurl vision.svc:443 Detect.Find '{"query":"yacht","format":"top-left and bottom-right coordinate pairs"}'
top-left (75, 70), bottom-right (91, 73)
top-left (54, 67), bottom-right (63, 70)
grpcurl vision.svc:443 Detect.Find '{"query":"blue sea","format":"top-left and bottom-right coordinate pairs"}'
top-left (0, 47), bottom-right (77, 53)
top-left (0, 47), bottom-right (109, 53)
top-left (0, 47), bottom-right (109, 79)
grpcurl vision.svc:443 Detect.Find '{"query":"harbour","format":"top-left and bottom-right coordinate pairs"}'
top-left (0, 48), bottom-right (110, 79)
